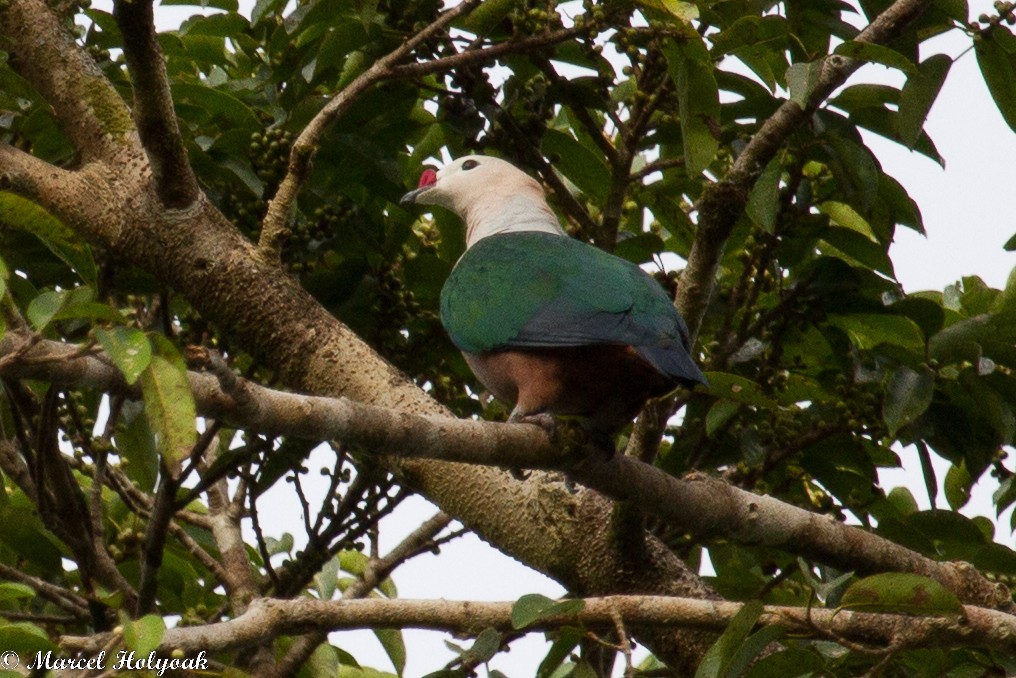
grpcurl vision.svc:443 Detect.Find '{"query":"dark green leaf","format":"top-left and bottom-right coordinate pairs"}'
top-left (827, 313), bottom-right (925, 352)
top-left (664, 34), bottom-right (720, 176)
top-left (975, 29), bottom-right (1016, 133)
top-left (883, 364), bottom-right (935, 436)
top-left (122, 614), bottom-right (166, 657)
top-left (898, 54), bottom-right (952, 148)
top-left (462, 628), bottom-right (502, 664)
top-left (944, 461), bottom-right (973, 510)
top-left (703, 372), bottom-right (778, 408)
top-left (511, 594), bottom-right (584, 629)
top-left (0, 193), bottom-right (96, 283)
top-left (834, 41), bottom-right (916, 73)
top-left (139, 341), bottom-right (196, 478)
top-left (840, 573), bottom-right (963, 615)
top-left (916, 441), bottom-right (939, 509)
top-left (172, 83), bottom-right (260, 130)
top-left (541, 129), bottom-right (611, 201)
top-left (95, 327), bottom-right (152, 385)
top-left (746, 157), bottom-right (781, 233)
top-left (786, 60), bottom-right (823, 107)
top-left (373, 628), bottom-right (406, 677)
top-left (462, 0), bottom-right (518, 35)
top-left (694, 600), bottom-right (763, 678)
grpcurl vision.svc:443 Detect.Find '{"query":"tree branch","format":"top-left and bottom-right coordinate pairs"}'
top-left (257, 0), bottom-right (482, 260)
top-left (267, 511), bottom-right (454, 677)
top-left (2, 330), bottom-right (1009, 612)
top-left (626, 0), bottom-right (937, 477)
top-left (113, 0), bottom-right (201, 208)
top-left (677, 0), bottom-right (936, 337)
top-left (0, 0), bottom-right (136, 161)
top-left (61, 595), bottom-right (1016, 657)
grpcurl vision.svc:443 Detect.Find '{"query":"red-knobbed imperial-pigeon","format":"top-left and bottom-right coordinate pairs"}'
top-left (402, 155), bottom-right (705, 445)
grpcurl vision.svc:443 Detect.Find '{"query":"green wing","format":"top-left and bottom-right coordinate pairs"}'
top-left (440, 232), bottom-right (704, 384)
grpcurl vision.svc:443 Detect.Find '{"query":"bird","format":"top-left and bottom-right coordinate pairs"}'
top-left (401, 154), bottom-right (706, 450)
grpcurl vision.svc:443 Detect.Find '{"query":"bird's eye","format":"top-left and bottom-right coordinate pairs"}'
top-left (462, 159), bottom-right (479, 171)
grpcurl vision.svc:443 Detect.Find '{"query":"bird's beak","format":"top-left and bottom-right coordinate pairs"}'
top-left (401, 168), bottom-right (438, 206)
top-left (399, 186), bottom-right (429, 206)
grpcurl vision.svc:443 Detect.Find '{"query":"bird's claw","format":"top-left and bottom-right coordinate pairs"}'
top-left (509, 411), bottom-right (557, 437)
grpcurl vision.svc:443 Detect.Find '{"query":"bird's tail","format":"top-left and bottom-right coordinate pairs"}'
top-left (636, 343), bottom-right (708, 387)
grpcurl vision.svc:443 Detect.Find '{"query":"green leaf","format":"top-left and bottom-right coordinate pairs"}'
top-left (840, 573), bottom-right (963, 615)
top-left (122, 614), bottom-right (166, 657)
top-left (703, 372), bottom-right (778, 408)
top-left (0, 582), bottom-right (35, 603)
top-left (26, 289), bottom-right (64, 331)
top-left (95, 327), bottom-right (152, 385)
top-left (945, 461), bottom-right (973, 510)
top-left (664, 34), bottom-right (720, 176)
top-left (0, 621), bottom-right (57, 654)
top-left (975, 29), bottom-right (1016, 133)
top-left (315, 555), bottom-right (341, 600)
top-left (827, 313), bottom-right (925, 352)
top-left (887, 486), bottom-right (919, 516)
top-left (172, 83), bottom-right (260, 130)
top-left (0, 192), bottom-right (97, 284)
top-left (542, 129), bottom-right (610, 201)
top-left (898, 54), bottom-right (952, 148)
top-left (373, 627), bottom-right (406, 676)
top-left (636, 0), bottom-right (698, 21)
top-left (916, 441), bottom-right (939, 509)
top-left (139, 343), bottom-right (196, 478)
top-left (462, 628), bottom-right (503, 664)
top-left (746, 157), bottom-right (781, 233)
top-left (882, 364), bottom-right (935, 436)
top-left (993, 263), bottom-right (1016, 316)
top-left (694, 600), bottom-right (763, 678)
top-left (744, 648), bottom-right (824, 678)
top-left (461, 0), bottom-right (517, 35)
top-left (786, 60), bottom-right (823, 107)
top-left (834, 41), bottom-right (916, 74)
top-left (536, 627), bottom-right (582, 678)
top-left (510, 594), bottom-right (584, 630)
top-left (706, 399), bottom-right (741, 438)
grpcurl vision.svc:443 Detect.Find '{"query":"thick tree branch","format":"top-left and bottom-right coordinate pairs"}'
top-left (0, 144), bottom-right (115, 239)
top-left (113, 0), bottom-right (201, 208)
top-left (2, 331), bottom-right (1009, 613)
top-left (62, 595), bottom-right (1016, 657)
top-left (0, 0), bottom-right (137, 161)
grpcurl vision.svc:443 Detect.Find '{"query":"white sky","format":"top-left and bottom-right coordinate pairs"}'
top-left (77, 1), bottom-right (1016, 675)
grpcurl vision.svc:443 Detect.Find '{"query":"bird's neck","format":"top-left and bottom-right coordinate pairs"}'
top-left (464, 193), bottom-right (566, 249)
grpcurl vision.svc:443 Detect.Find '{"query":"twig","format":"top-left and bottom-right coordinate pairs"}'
top-left (257, 0), bottom-right (483, 259)
top-left (267, 512), bottom-right (455, 677)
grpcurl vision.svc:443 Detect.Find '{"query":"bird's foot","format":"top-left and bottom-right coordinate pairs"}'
top-left (508, 410), bottom-right (557, 437)
top-left (506, 410), bottom-right (556, 480)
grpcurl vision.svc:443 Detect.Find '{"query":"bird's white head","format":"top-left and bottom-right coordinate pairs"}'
top-left (401, 155), bottom-right (566, 249)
